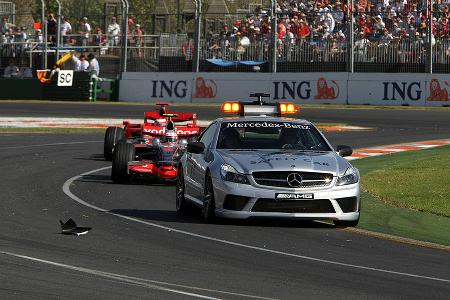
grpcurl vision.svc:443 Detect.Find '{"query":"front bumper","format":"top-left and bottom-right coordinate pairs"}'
top-left (128, 161), bottom-right (177, 180)
top-left (212, 177), bottom-right (360, 221)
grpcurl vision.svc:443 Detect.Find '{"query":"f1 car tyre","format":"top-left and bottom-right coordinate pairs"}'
top-left (104, 127), bottom-right (125, 161)
top-left (111, 141), bottom-right (135, 183)
top-left (333, 218), bottom-right (359, 227)
top-left (202, 174), bottom-right (216, 223)
top-left (175, 169), bottom-right (190, 215)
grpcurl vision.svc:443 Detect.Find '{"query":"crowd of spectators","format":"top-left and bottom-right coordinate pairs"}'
top-left (4, 0), bottom-right (450, 68)
top-left (0, 14), bottom-right (144, 58)
top-left (204, 0), bottom-right (450, 63)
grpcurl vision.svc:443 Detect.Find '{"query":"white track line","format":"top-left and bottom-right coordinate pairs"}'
top-left (0, 250), bottom-right (219, 299)
top-left (63, 167), bottom-right (450, 284)
top-left (0, 249), bottom-right (275, 300)
top-left (0, 140), bottom-right (102, 150)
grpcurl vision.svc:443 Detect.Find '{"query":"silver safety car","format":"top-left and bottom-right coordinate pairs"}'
top-left (176, 94), bottom-right (360, 227)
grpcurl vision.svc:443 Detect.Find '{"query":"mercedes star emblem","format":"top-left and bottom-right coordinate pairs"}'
top-left (287, 173), bottom-right (303, 187)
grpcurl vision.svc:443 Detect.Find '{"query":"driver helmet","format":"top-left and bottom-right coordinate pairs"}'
top-left (155, 118), bottom-right (167, 127)
top-left (162, 130), bottom-right (178, 143)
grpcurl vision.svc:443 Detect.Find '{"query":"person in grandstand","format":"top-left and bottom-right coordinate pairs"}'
top-left (133, 24), bottom-right (143, 58)
top-left (3, 58), bottom-right (19, 78)
top-left (47, 13), bottom-right (57, 44)
top-left (78, 17), bottom-right (91, 47)
top-left (87, 53), bottom-right (100, 77)
top-left (72, 53), bottom-right (89, 71)
top-left (60, 16), bottom-right (72, 45)
top-left (1, 16), bottom-right (12, 34)
top-left (107, 17), bottom-right (120, 47)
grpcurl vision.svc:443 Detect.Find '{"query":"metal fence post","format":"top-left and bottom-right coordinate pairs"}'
top-left (123, 0), bottom-right (129, 73)
top-left (55, 0), bottom-right (61, 60)
top-left (119, 0), bottom-right (129, 74)
top-left (270, 0), bottom-right (277, 73)
top-left (40, 0), bottom-right (46, 69)
top-left (192, 0), bottom-right (201, 72)
top-left (427, 0), bottom-right (433, 74)
top-left (348, 0), bottom-right (354, 73)
top-left (44, 15), bottom-right (48, 69)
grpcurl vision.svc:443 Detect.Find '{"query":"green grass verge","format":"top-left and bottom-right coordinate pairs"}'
top-left (352, 146), bottom-right (450, 246)
top-left (0, 127), bottom-right (105, 134)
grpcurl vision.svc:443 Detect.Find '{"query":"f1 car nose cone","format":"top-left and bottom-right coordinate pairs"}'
top-left (287, 173), bottom-right (303, 187)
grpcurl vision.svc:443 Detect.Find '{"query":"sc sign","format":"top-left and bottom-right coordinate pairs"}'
top-left (57, 70), bottom-right (74, 87)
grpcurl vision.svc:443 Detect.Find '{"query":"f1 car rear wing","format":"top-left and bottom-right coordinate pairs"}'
top-left (144, 112), bottom-right (197, 125)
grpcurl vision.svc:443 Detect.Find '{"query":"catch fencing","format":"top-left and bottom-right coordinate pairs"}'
top-left (1, 0), bottom-right (449, 78)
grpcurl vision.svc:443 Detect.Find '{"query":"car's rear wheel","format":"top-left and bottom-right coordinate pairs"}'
top-left (202, 175), bottom-right (216, 223)
top-left (176, 169), bottom-right (190, 215)
top-left (334, 218), bottom-right (359, 227)
top-left (111, 141), bottom-right (135, 183)
top-left (104, 127), bottom-right (125, 161)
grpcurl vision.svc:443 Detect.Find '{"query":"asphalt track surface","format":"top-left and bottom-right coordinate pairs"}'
top-left (0, 103), bottom-right (449, 299)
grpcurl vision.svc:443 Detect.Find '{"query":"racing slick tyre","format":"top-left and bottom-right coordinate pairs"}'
top-left (202, 174), bottom-right (216, 223)
top-left (104, 127), bottom-right (125, 161)
top-left (333, 218), bottom-right (359, 227)
top-left (111, 141), bottom-right (135, 183)
top-left (175, 169), bottom-right (190, 216)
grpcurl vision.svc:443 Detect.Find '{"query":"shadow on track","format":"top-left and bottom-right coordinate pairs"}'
top-left (77, 174), bottom-right (174, 186)
top-left (73, 154), bottom-right (106, 162)
top-left (109, 208), bottom-right (335, 228)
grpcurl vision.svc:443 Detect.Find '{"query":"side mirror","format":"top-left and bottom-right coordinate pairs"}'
top-left (336, 145), bottom-right (353, 157)
top-left (187, 141), bottom-right (205, 154)
top-left (123, 121), bottom-right (129, 126)
top-left (179, 139), bottom-right (188, 147)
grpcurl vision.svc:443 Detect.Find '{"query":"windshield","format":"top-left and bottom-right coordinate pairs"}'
top-left (217, 121), bottom-right (331, 151)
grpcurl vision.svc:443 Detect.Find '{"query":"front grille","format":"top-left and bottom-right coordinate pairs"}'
top-left (252, 198), bottom-right (335, 213)
top-left (252, 171), bottom-right (333, 188)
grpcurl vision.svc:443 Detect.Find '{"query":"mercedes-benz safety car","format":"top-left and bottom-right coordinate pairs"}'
top-left (176, 93), bottom-right (360, 227)
top-left (110, 111), bottom-right (201, 183)
top-left (103, 102), bottom-right (199, 160)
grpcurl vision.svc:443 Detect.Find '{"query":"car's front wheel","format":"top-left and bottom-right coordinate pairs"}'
top-left (111, 141), bottom-right (135, 183)
top-left (202, 175), bottom-right (216, 223)
top-left (104, 127), bottom-right (125, 161)
top-left (176, 168), bottom-right (189, 215)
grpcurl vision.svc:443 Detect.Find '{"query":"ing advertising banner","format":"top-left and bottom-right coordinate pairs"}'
top-left (119, 72), bottom-right (450, 107)
top-left (120, 72), bottom-right (348, 104)
top-left (347, 74), bottom-right (427, 106)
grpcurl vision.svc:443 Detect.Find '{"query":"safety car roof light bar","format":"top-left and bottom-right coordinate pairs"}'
top-left (222, 101), bottom-right (299, 117)
top-left (249, 93), bottom-right (271, 105)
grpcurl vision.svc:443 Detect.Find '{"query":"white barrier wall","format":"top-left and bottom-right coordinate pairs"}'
top-left (120, 72), bottom-right (348, 104)
top-left (119, 72), bottom-right (450, 107)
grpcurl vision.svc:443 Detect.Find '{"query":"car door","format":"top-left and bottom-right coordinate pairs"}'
top-left (186, 122), bottom-right (218, 201)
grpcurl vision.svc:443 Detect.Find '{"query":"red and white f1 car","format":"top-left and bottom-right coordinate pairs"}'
top-left (106, 103), bottom-right (201, 183)
top-left (104, 102), bottom-right (199, 160)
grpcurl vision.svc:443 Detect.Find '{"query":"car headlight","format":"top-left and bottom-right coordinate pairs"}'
top-left (336, 167), bottom-right (359, 186)
top-left (220, 164), bottom-right (249, 184)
